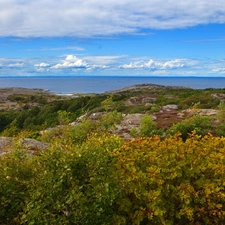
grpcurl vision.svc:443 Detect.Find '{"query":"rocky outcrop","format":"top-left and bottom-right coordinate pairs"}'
top-left (114, 113), bottom-right (145, 139)
top-left (177, 109), bottom-right (218, 119)
top-left (125, 96), bottom-right (157, 106)
top-left (211, 93), bottom-right (225, 102)
top-left (105, 83), bottom-right (190, 94)
top-left (0, 137), bottom-right (49, 156)
top-left (161, 104), bottom-right (178, 111)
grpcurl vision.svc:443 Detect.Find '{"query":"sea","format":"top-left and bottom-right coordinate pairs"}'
top-left (0, 76), bottom-right (225, 94)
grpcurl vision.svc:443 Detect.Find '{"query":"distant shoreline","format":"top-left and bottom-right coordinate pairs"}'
top-left (0, 75), bottom-right (225, 78)
top-left (0, 77), bottom-right (224, 94)
top-left (0, 87), bottom-right (56, 96)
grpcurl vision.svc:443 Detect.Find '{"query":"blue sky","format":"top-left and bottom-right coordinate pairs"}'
top-left (0, 0), bottom-right (225, 77)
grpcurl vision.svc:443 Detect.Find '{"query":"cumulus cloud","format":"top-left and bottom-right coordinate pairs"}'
top-left (121, 58), bottom-right (198, 70)
top-left (51, 55), bottom-right (88, 69)
top-left (50, 55), bottom-right (117, 72)
top-left (1, 55), bottom-right (225, 77)
top-left (34, 62), bottom-right (50, 72)
top-left (0, 0), bottom-right (225, 37)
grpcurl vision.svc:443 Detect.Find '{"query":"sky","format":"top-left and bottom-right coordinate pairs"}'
top-left (0, 0), bottom-right (225, 77)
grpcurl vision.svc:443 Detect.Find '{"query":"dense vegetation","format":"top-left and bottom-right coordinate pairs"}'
top-left (0, 86), bottom-right (225, 135)
top-left (1, 86), bottom-right (225, 224)
top-left (1, 122), bottom-right (225, 224)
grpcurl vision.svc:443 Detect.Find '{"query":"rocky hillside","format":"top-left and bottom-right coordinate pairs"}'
top-left (0, 84), bottom-right (225, 154)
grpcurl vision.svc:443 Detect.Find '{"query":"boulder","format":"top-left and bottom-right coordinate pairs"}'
top-left (113, 113), bottom-right (145, 140)
top-left (0, 137), bottom-right (49, 156)
top-left (162, 104), bottom-right (178, 111)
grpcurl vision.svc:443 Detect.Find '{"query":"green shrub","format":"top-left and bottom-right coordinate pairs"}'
top-left (21, 133), bottom-right (123, 225)
top-left (0, 147), bottom-right (34, 224)
top-left (1, 131), bottom-right (225, 224)
top-left (131, 115), bottom-right (163, 138)
top-left (99, 111), bottom-right (123, 130)
top-left (168, 115), bottom-right (213, 141)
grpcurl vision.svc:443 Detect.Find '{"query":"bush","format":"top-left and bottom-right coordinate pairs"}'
top-left (0, 147), bottom-right (34, 224)
top-left (21, 133), bottom-right (123, 224)
top-left (216, 102), bottom-right (225, 136)
top-left (113, 134), bottom-right (225, 224)
top-left (1, 126), bottom-right (225, 224)
top-left (168, 115), bottom-right (213, 141)
top-left (98, 111), bottom-right (123, 130)
top-left (131, 115), bottom-right (163, 138)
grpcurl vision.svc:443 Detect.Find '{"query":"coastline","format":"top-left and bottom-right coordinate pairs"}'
top-left (0, 77), bottom-right (225, 94)
top-left (0, 87), bottom-right (55, 95)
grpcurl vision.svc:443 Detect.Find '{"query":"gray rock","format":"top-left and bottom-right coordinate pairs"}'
top-left (89, 112), bottom-right (104, 120)
top-left (0, 137), bottom-right (49, 156)
top-left (211, 93), bottom-right (225, 102)
top-left (162, 104), bottom-right (178, 111)
top-left (198, 109), bottom-right (218, 116)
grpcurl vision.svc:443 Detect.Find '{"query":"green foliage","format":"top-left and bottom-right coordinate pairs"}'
top-left (168, 115), bottom-right (213, 141)
top-left (41, 111), bottom-right (123, 145)
top-left (216, 102), bottom-right (225, 136)
top-left (139, 115), bottom-right (159, 137)
top-left (0, 147), bottom-right (33, 224)
top-left (98, 111), bottom-right (123, 130)
top-left (1, 128), bottom-right (225, 224)
top-left (1, 119), bottom-right (19, 137)
top-left (177, 93), bottom-right (220, 110)
top-left (217, 102), bottom-right (225, 123)
top-left (0, 111), bottom-right (16, 132)
top-left (1, 87), bottom-right (224, 135)
top-left (101, 96), bottom-right (113, 111)
top-left (8, 94), bottom-right (48, 105)
top-left (131, 115), bottom-right (163, 138)
top-left (2, 86), bottom-right (225, 224)
top-left (40, 118), bottom-right (95, 145)
top-left (57, 110), bottom-right (71, 125)
top-left (21, 133), bottom-right (123, 224)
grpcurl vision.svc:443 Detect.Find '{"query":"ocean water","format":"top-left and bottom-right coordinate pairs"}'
top-left (0, 76), bottom-right (225, 94)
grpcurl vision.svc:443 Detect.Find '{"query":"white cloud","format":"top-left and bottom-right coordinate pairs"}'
top-left (35, 68), bottom-right (46, 72)
top-left (82, 55), bottom-right (126, 65)
top-left (7, 63), bottom-right (24, 68)
top-left (27, 46), bottom-right (85, 52)
top-left (0, 58), bottom-right (27, 68)
top-left (212, 68), bottom-right (225, 74)
top-left (0, 0), bottom-right (225, 37)
top-left (1, 55), bottom-right (225, 77)
top-left (86, 64), bottom-right (109, 71)
top-left (34, 62), bottom-right (50, 67)
top-left (51, 55), bottom-right (88, 69)
top-left (121, 58), bottom-right (198, 70)
top-left (42, 46), bottom-right (85, 51)
top-left (50, 55), bottom-right (118, 72)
